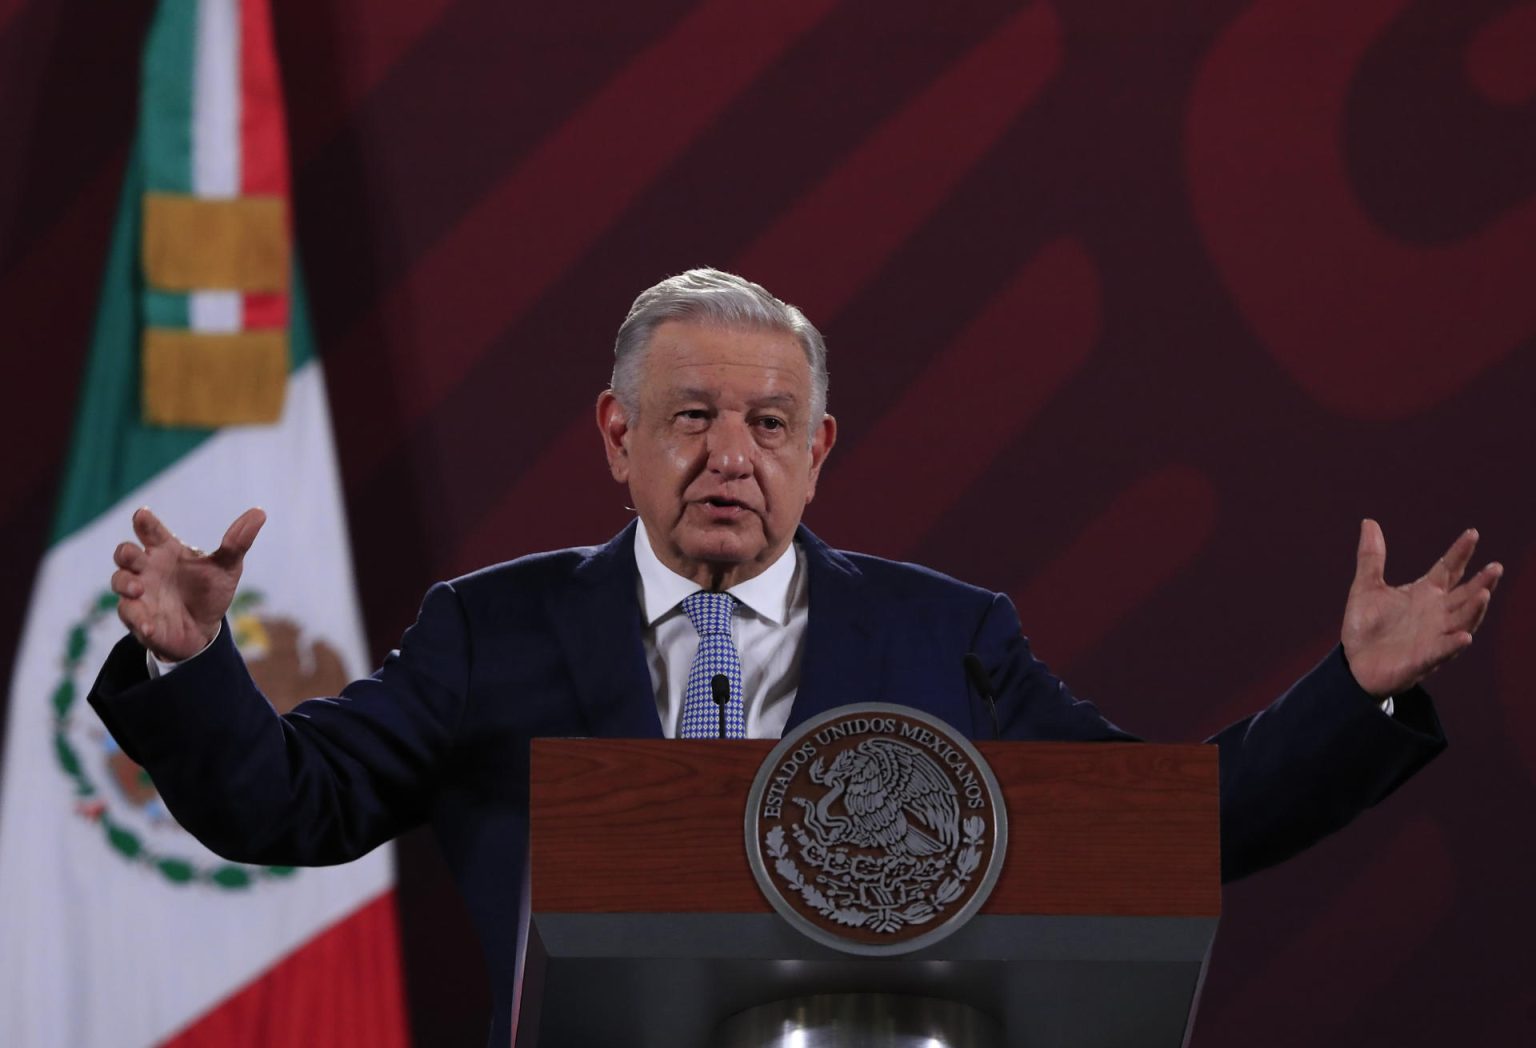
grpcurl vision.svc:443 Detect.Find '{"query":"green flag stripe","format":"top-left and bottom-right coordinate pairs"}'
top-left (51, 138), bottom-right (318, 544)
top-left (53, 143), bottom-right (207, 543)
top-left (290, 275), bottom-right (319, 372)
top-left (143, 290), bottom-right (191, 329)
top-left (140, 0), bottom-right (197, 195)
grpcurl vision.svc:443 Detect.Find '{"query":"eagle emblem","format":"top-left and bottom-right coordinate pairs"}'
top-left (799, 739), bottom-right (960, 856)
top-left (51, 588), bottom-right (344, 888)
top-left (746, 705), bottom-right (1006, 954)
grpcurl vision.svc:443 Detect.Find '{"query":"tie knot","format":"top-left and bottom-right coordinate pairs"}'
top-left (682, 591), bottom-right (736, 637)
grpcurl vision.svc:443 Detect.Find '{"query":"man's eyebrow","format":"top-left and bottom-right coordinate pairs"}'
top-left (664, 388), bottom-right (801, 408)
top-left (748, 392), bottom-right (801, 408)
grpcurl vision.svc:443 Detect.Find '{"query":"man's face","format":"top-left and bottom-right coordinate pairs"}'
top-left (597, 320), bottom-right (836, 589)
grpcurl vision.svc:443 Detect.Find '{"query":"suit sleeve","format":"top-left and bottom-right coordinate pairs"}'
top-left (1209, 646), bottom-right (1444, 881)
top-left (970, 592), bottom-right (1446, 881)
top-left (86, 581), bottom-right (473, 866)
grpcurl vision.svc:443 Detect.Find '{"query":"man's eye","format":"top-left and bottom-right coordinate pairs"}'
top-left (676, 410), bottom-right (709, 422)
top-left (756, 417), bottom-right (786, 431)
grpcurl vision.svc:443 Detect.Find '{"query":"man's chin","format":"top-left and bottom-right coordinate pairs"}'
top-left (679, 538), bottom-right (760, 567)
top-left (669, 526), bottom-right (778, 582)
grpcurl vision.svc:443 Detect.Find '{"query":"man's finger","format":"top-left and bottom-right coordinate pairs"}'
top-left (113, 542), bottom-right (146, 571)
top-left (1447, 562), bottom-right (1504, 611)
top-left (132, 507), bottom-right (173, 548)
top-left (1407, 632), bottom-right (1472, 683)
top-left (212, 507), bottom-right (267, 567)
top-left (1447, 589), bottom-right (1493, 636)
top-left (115, 600), bottom-right (153, 641)
top-left (111, 569), bottom-right (143, 599)
top-left (1477, 561), bottom-right (1504, 596)
top-left (1353, 518), bottom-right (1387, 588)
top-left (1426, 630), bottom-right (1475, 669)
top-left (1427, 528), bottom-right (1478, 589)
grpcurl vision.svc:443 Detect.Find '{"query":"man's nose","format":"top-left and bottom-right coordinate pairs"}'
top-left (707, 416), bottom-right (754, 478)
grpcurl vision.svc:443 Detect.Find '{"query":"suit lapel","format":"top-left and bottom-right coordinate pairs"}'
top-left (547, 521), bottom-right (664, 739)
top-left (783, 526), bottom-right (881, 734)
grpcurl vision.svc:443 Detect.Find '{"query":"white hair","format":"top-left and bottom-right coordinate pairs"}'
top-left (610, 268), bottom-right (829, 429)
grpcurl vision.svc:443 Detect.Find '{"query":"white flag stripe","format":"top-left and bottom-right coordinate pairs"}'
top-left (0, 361), bottom-right (391, 1047)
top-left (190, 289), bottom-right (244, 331)
top-left (192, 0), bottom-right (241, 198)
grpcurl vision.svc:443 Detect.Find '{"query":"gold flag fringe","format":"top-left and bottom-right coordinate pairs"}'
top-left (142, 329), bottom-right (288, 426)
top-left (142, 194), bottom-right (289, 292)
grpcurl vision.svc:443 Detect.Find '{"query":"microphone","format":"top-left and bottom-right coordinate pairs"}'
top-left (963, 653), bottom-right (1001, 740)
top-left (710, 674), bottom-right (731, 739)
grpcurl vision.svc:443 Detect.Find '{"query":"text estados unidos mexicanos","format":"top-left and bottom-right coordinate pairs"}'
top-left (760, 716), bottom-right (988, 819)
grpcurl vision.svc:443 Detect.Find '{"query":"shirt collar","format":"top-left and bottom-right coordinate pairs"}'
top-left (634, 518), bottom-right (798, 627)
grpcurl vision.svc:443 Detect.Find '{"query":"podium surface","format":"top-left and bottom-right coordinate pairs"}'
top-left (516, 738), bottom-right (1219, 1047)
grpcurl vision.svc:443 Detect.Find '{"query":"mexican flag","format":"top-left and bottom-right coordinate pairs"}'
top-left (0, 1), bottom-right (407, 1045)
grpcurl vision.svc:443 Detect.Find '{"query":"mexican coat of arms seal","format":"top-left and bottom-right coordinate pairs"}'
top-left (745, 704), bottom-right (1007, 955)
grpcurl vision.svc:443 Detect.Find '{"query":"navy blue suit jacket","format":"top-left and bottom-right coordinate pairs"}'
top-left (89, 522), bottom-right (1445, 1045)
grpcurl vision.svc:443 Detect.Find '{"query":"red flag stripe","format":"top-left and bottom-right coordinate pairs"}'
top-left (159, 892), bottom-right (409, 1048)
top-left (240, 0), bottom-right (290, 328)
top-left (238, 0), bottom-right (287, 197)
top-left (242, 290), bottom-right (289, 330)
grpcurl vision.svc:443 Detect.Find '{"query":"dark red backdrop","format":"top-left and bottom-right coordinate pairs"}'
top-left (3, 1), bottom-right (1533, 1044)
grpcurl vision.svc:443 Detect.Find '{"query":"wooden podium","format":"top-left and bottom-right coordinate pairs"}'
top-left (514, 739), bottom-right (1220, 1047)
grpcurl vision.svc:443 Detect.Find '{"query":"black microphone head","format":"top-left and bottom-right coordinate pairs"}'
top-left (964, 652), bottom-right (1002, 740)
top-left (710, 673), bottom-right (731, 707)
top-left (963, 653), bottom-right (994, 698)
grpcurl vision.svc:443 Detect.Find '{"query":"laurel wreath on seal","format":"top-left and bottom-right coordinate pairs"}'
top-left (764, 815), bottom-right (987, 933)
top-left (50, 589), bottom-right (297, 890)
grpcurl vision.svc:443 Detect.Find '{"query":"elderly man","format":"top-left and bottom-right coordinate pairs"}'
top-left (93, 268), bottom-right (1500, 1045)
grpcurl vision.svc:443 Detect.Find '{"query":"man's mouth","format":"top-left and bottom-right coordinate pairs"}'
top-left (694, 496), bottom-right (752, 517)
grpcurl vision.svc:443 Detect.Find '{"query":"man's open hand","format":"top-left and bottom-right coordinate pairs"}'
top-left (1342, 519), bottom-right (1502, 698)
top-left (111, 507), bottom-right (267, 662)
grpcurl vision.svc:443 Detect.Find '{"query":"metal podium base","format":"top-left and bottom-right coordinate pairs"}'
top-left (715, 993), bottom-right (1003, 1048)
top-left (518, 912), bottom-right (1218, 1047)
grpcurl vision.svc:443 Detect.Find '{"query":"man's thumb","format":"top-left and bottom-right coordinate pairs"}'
top-left (214, 507), bottom-right (267, 567)
top-left (1354, 517), bottom-right (1387, 587)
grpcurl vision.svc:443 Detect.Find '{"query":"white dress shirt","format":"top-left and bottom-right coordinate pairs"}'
top-left (633, 520), bottom-right (807, 740)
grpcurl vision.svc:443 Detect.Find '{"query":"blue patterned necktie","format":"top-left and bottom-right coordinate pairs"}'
top-left (679, 591), bottom-right (745, 738)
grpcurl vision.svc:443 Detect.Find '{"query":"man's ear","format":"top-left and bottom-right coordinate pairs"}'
top-left (804, 413), bottom-right (838, 504)
top-left (596, 390), bottom-right (631, 483)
